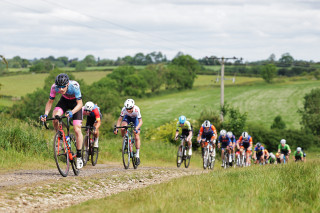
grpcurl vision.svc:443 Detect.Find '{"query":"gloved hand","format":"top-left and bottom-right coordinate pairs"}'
top-left (66, 111), bottom-right (73, 118)
top-left (40, 114), bottom-right (47, 121)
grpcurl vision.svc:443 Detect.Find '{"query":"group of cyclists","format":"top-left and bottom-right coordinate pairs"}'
top-left (175, 115), bottom-right (307, 168)
top-left (40, 73), bottom-right (143, 170)
top-left (40, 73), bottom-right (306, 171)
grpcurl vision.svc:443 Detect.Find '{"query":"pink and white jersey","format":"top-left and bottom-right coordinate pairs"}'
top-left (120, 105), bottom-right (141, 119)
top-left (49, 80), bottom-right (82, 100)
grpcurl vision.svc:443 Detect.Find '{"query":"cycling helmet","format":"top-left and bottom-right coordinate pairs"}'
top-left (242, 132), bottom-right (249, 139)
top-left (256, 142), bottom-right (261, 147)
top-left (84, 101), bottom-right (94, 111)
top-left (227, 131), bottom-right (233, 138)
top-left (280, 139), bottom-right (286, 144)
top-left (220, 129), bottom-right (227, 137)
top-left (203, 120), bottom-right (211, 128)
top-left (297, 147), bottom-right (301, 152)
top-left (55, 73), bottom-right (69, 86)
top-left (124, 99), bottom-right (135, 109)
top-left (179, 115), bottom-right (186, 124)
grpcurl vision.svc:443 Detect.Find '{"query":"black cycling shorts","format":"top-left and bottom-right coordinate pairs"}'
top-left (55, 97), bottom-right (82, 121)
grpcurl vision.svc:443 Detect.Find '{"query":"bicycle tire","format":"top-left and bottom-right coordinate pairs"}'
top-left (131, 141), bottom-right (138, 169)
top-left (184, 148), bottom-right (191, 168)
top-left (203, 149), bottom-right (208, 169)
top-left (209, 155), bottom-right (215, 170)
top-left (82, 135), bottom-right (89, 166)
top-left (91, 147), bottom-right (99, 166)
top-left (122, 136), bottom-right (130, 169)
top-left (70, 134), bottom-right (80, 176)
top-left (53, 131), bottom-right (69, 177)
top-left (176, 145), bottom-right (183, 168)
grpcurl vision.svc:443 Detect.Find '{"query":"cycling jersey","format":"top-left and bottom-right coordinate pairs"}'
top-left (237, 135), bottom-right (253, 148)
top-left (294, 151), bottom-right (303, 158)
top-left (227, 134), bottom-right (236, 143)
top-left (218, 135), bottom-right (231, 148)
top-left (278, 144), bottom-right (290, 152)
top-left (199, 125), bottom-right (217, 140)
top-left (176, 120), bottom-right (192, 137)
top-left (254, 146), bottom-right (264, 154)
top-left (120, 105), bottom-right (141, 119)
top-left (83, 105), bottom-right (101, 121)
top-left (50, 80), bottom-right (82, 100)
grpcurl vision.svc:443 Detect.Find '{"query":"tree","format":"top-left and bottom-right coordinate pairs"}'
top-left (299, 88), bottom-right (320, 135)
top-left (261, 64), bottom-right (277, 83)
top-left (278, 53), bottom-right (294, 67)
top-left (271, 115), bottom-right (286, 129)
top-left (83, 55), bottom-right (96, 67)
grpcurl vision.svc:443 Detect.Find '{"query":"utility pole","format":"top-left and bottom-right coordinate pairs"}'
top-left (206, 56), bottom-right (240, 122)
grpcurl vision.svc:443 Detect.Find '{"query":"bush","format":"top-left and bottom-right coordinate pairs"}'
top-left (0, 115), bottom-right (50, 156)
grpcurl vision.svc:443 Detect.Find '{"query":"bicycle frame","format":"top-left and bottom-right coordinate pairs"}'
top-left (44, 115), bottom-right (75, 161)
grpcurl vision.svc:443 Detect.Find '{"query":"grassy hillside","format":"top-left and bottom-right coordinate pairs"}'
top-left (62, 159), bottom-right (320, 213)
top-left (137, 80), bottom-right (319, 129)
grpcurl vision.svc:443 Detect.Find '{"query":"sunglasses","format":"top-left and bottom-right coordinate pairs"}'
top-left (84, 110), bottom-right (91, 112)
top-left (126, 108), bottom-right (133, 111)
top-left (57, 85), bottom-right (67, 89)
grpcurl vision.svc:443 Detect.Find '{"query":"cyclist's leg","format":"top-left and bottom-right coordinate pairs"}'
top-left (133, 117), bottom-right (141, 158)
top-left (73, 109), bottom-right (83, 151)
top-left (280, 153), bottom-right (284, 163)
top-left (121, 116), bottom-right (129, 137)
top-left (52, 97), bottom-right (68, 130)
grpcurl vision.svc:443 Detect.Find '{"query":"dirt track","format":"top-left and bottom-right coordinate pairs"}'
top-left (0, 163), bottom-right (206, 212)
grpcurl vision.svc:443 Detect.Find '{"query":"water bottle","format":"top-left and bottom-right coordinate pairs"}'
top-left (66, 136), bottom-right (71, 147)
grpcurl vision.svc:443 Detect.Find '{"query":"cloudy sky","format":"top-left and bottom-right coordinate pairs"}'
top-left (1, 0), bottom-right (320, 62)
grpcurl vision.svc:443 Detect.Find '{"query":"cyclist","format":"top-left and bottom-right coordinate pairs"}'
top-left (114, 99), bottom-right (143, 165)
top-left (293, 147), bottom-right (304, 162)
top-left (83, 101), bottom-right (102, 148)
top-left (227, 131), bottom-right (236, 162)
top-left (236, 132), bottom-right (253, 166)
top-left (268, 152), bottom-right (276, 164)
top-left (40, 73), bottom-right (84, 169)
top-left (218, 129), bottom-right (232, 167)
top-left (253, 142), bottom-right (264, 164)
top-left (277, 139), bottom-right (291, 164)
top-left (197, 120), bottom-right (217, 158)
top-left (175, 115), bottom-right (193, 157)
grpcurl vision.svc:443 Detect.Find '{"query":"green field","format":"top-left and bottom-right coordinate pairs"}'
top-left (62, 159), bottom-right (320, 213)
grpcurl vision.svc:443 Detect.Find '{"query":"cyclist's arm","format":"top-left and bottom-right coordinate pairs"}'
top-left (69, 99), bottom-right (83, 116)
top-left (187, 130), bottom-right (192, 141)
top-left (136, 118), bottom-right (143, 131)
top-left (44, 98), bottom-right (54, 117)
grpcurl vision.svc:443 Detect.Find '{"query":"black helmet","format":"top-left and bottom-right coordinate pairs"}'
top-left (55, 73), bottom-right (69, 86)
top-left (256, 142), bottom-right (261, 147)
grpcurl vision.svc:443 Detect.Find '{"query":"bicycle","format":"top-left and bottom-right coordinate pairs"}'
top-left (42, 115), bottom-right (80, 177)
top-left (201, 140), bottom-right (215, 170)
top-left (114, 122), bottom-right (139, 169)
top-left (81, 125), bottom-right (99, 166)
top-left (176, 135), bottom-right (191, 168)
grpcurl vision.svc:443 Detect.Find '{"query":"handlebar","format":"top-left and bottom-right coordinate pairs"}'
top-left (41, 115), bottom-right (71, 129)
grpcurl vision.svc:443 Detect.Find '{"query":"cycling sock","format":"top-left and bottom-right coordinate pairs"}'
top-left (136, 149), bottom-right (140, 158)
top-left (94, 137), bottom-right (99, 143)
top-left (77, 149), bottom-right (81, 158)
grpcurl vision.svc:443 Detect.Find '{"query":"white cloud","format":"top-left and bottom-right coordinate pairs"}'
top-left (0, 0), bottom-right (319, 61)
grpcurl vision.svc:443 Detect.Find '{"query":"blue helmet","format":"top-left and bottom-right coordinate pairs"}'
top-left (179, 115), bottom-right (186, 124)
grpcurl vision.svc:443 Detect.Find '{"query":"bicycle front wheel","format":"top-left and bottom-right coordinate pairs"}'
top-left (82, 136), bottom-right (89, 166)
top-left (184, 149), bottom-right (191, 168)
top-left (122, 136), bottom-right (130, 169)
top-left (91, 147), bottom-right (99, 166)
top-left (203, 150), bottom-right (208, 169)
top-left (70, 134), bottom-right (80, 176)
top-left (53, 131), bottom-right (69, 177)
top-left (176, 145), bottom-right (183, 168)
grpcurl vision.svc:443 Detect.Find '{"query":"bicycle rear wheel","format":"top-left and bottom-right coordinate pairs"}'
top-left (53, 131), bottom-right (69, 177)
top-left (70, 134), bottom-right (80, 176)
top-left (82, 136), bottom-right (89, 166)
top-left (122, 136), bottom-right (130, 169)
top-left (176, 145), bottom-right (183, 168)
top-left (131, 142), bottom-right (138, 169)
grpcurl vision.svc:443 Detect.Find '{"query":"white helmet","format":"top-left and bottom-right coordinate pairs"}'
top-left (203, 120), bottom-right (211, 128)
top-left (280, 139), bottom-right (286, 144)
top-left (242, 132), bottom-right (249, 139)
top-left (220, 129), bottom-right (227, 137)
top-left (124, 99), bottom-right (135, 109)
top-left (297, 147), bottom-right (301, 152)
top-left (227, 131), bottom-right (233, 138)
top-left (84, 101), bottom-right (94, 111)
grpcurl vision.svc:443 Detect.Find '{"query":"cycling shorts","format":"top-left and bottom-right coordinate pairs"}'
top-left (280, 150), bottom-right (289, 156)
top-left (295, 156), bottom-right (302, 161)
top-left (201, 132), bottom-right (214, 141)
top-left (122, 115), bottom-right (140, 130)
top-left (55, 96), bottom-right (82, 121)
top-left (182, 128), bottom-right (192, 137)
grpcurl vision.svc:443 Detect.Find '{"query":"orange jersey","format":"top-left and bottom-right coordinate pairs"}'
top-left (199, 125), bottom-right (217, 138)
